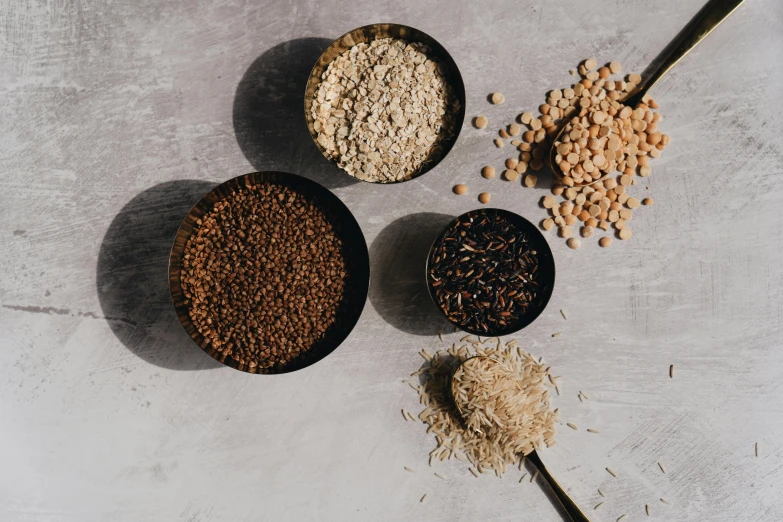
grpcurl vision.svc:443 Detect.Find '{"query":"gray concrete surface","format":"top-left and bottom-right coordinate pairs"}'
top-left (2, 0), bottom-right (783, 520)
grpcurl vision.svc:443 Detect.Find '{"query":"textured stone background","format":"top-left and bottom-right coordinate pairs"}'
top-left (2, 0), bottom-right (782, 520)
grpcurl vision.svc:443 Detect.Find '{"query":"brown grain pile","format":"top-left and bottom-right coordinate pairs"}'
top-left (311, 38), bottom-right (460, 183)
top-left (180, 182), bottom-right (346, 371)
top-left (411, 338), bottom-right (557, 476)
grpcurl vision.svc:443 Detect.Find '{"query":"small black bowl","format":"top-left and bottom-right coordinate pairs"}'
top-left (425, 208), bottom-right (555, 337)
top-left (304, 23), bottom-right (466, 184)
top-left (168, 172), bottom-right (370, 374)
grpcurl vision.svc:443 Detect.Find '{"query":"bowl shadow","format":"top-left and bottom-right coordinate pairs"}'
top-left (96, 180), bottom-right (224, 371)
top-left (368, 212), bottom-right (455, 336)
top-left (232, 37), bottom-right (356, 191)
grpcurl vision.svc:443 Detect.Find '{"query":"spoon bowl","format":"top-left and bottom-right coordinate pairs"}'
top-left (450, 356), bottom-right (590, 521)
top-left (548, 0), bottom-right (744, 187)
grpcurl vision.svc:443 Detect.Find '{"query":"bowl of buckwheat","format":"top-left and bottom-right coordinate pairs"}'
top-left (168, 172), bottom-right (370, 374)
top-left (305, 24), bottom-right (466, 184)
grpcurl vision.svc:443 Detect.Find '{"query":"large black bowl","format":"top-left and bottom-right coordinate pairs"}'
top-left (425, 208), bottom-right (555, 337)
top-left (168, 172), bottom-right (370, 374)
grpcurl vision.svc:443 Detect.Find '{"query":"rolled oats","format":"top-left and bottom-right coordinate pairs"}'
top-left (311, 38), bottom-right (460, 183)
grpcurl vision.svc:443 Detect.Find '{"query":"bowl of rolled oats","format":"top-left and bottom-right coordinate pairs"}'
top-left (305, 24), bottom-right (466, 183)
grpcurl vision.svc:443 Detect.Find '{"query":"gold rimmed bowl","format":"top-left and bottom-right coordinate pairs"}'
top-left (168, 172), bottom-right (370, 374)
top-left (304, 23), bottom-right (466, 184)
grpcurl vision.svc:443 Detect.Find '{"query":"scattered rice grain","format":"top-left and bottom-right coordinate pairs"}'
top-left (658, 461), bottom-right (666, 474)
top-left (606, 467), bottom-right (617, 477)
top-left (420, 493), bottom-right (428, 503)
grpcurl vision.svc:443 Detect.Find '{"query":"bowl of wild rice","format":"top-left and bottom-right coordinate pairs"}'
top-left (304, 23), bottom-right (466, 183)
top-left (168, 172), bottom-right (370, 374)
top-left (426, 208), bottom-right (555, 336)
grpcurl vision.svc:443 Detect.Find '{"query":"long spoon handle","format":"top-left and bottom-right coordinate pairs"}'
top-left (628, 0), bottom-right (744, 106)
top-left (527, 450), bottom-right (591, 522)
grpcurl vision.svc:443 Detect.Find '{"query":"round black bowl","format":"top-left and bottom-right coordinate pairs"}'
top-left (304, 23), bottom-right (466, 184)
top-left (168, 172), bottom-right (370, 374)
top-left (425, 208), bottom-right (555, 337)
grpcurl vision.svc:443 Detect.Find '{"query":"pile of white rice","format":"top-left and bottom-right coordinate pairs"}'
top-left (412, 338), bottom-right (557, 476)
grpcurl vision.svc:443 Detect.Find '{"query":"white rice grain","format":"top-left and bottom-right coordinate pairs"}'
top-left (410, 340), bottom-right (558, 478)
top-left (606, 467), bottom-right (617, 477)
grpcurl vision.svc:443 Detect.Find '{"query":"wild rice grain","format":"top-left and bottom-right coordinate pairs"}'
top-left (587, 428), bottom-right (599, 433)
top-left (595, 503), bottom-right (604, 511)
top-left (531, 470), bottom-right (539, 483)
top-left (646, 504), bottom-right (651, 516)
top-left (660, 498), bottom-right (670, 505)
top-left (669, 364), bottom-right (674, 378)
top-left (606, 467), bottom-right (617, 477)
top-left (560, 309), bottom-right (568, 320)
top-left (519, 473), bottom-right (528, 483)
top-left (598, 488), bottom-right (606, 497)
top-left (567, 423), bottom-right (578, 430)
top-left (580, 390), bottom-right (590, 399)
top-left (420, 494), bottom-right (428, 503)
top-left (617, 515), bottom-right (627, 522)
top-left (469, 467), bottom-right (480, 478)
top-left (552, 333), bottom-right (563, 338)
top-left (755, 442), bottom-right (759, 457)
top-left (404, 466), bottom-right (414, 472)
top-left (435, 473), bottom-right (447, 480)
top-left (658, 461), bottom-right (666, 474)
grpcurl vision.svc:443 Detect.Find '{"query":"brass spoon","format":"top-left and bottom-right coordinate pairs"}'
top-left (549, 0), bottom-right (744, 187)
top-left (451, 356), bottom-right (591, 522)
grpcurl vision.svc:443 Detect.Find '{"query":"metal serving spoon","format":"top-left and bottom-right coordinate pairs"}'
top-left (451, 356), bottom-right (590, 522)
top-left (549, 0), bottom-right (744, 187)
